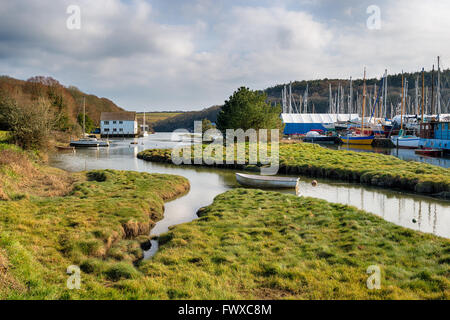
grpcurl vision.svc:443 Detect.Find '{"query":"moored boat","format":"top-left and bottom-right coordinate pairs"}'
top-left (390, 134), bottom-right (420, 149)
top-left (303, 131), bottom-right (338, 144)
top-left (340, 134), bottom-right (374, 145)
top-left (340, 68), bottom-right (374, 145)
top-left (236, 173), bottom-right (300, 189)
top-left (415, 148), bottom-right (443, 157)
top-left (70, 97), bottom-right (110, 148)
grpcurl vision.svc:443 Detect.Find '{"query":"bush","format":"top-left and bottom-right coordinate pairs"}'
top-left (1, 97), bottom-right (58, 150)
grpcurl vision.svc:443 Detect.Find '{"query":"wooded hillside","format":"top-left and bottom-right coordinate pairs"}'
top-left (0, 76), bottom-right (124, 127)
top-left (152, 106), bottom-right (221, 132)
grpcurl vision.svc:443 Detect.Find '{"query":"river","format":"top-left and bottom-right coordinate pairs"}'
top-left (49, 133), bottom-right (450, 258)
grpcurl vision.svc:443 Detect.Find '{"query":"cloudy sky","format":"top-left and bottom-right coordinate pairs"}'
top-left (0, 0), bottom-right (448, 111)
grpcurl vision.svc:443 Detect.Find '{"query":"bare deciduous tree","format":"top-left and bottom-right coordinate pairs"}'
top-left (3, 98), bottom-right (58, 150)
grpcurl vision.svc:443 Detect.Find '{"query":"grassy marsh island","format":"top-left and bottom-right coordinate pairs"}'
top-left (124, 189), bottom-right (449, 299)
top-left (137, 142), bottom-right (450, 197)
top-left (0, 144), bottom-right (189, 299)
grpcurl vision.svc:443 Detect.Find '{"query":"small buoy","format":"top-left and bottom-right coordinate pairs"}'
top-left (412, 218), bottom-right (417, 224)
top-left (311, 180), bottom-right (318, 187)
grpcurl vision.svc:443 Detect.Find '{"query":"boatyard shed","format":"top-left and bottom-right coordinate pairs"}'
top-left (281, 113), bottom-right (359, 135)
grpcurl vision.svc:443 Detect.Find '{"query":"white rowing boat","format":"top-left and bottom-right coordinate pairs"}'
top-left (236, 173), bottom-right (300, 189)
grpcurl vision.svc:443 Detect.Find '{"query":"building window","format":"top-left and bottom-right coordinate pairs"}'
top-left (113, 128), bottom-right (117, 132)
top-left (104, 128), bottom-right (110, 132)
top-left (104, 121), bottom-right (109, 125)
top-left (119, 121), bottom-right (123, 124)
top-left (119, 128), bottom-right (123, 132)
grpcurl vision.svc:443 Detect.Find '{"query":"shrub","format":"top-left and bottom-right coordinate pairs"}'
top-left (1, 98), bottom-right (58, 150)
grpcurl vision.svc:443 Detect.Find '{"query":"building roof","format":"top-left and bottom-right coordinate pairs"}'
top-left (281, 113), bottom-right (359, 124)
top-left (100, 112), bottom-right (136, 121)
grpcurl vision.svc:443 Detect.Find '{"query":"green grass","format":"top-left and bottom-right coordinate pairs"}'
top-left (137, 143), bottom-right (450, 196)
top-left (0, 156), bottom-right (189, 299)
top-left (5, 184), bottom-right (445, 299)
top-left (0, 131), bottom-right (10, 143)
top-left (139, 189), bottom-right (449, 299)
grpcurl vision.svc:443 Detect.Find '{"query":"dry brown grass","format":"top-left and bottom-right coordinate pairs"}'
top-left (0, 147), bottom-right (76, 198)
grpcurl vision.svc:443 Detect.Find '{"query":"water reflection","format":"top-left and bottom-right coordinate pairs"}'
top-left (49, 133), bottom-right (450, 247)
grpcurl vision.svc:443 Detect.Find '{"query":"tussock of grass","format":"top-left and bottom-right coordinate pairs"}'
top-left (139, 189), bottom-right (449, 299)
top-left (138, 143), bottom-right (450, 196)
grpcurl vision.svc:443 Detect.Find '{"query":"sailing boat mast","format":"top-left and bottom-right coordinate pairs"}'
top-left (329, 83), bottom-right (332, 114)
top-left (415, 76), bottom-right (419, 115)
top-left (383, 70), bottom-right (388, 119)
top-left (289, 82), bottom-right (292, 114)
top-left (83, 97), bottom-right (86, 135)
top-left (431, 65), bottom-right (435, 114)
top-left (421, 68), bottom-right (425, 122)
top-left (400, 72), bottom-right (404, 131)
top-left (437, 56), bottom-right (441, 114)
top-left (362, 68), bottom-right (366, 134)
top-left (349, 77), bottom-right (353, 117)
top-left (304, 84), bottom-right (308, 113)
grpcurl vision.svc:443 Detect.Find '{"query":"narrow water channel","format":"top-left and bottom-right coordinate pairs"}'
top-left (49, 133), bottom-right (450, 258)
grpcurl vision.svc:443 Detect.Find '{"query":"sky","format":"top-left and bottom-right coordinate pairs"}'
top-left (0, 0), bottom-right (448, 111)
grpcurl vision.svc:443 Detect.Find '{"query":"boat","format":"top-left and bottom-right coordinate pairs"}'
top-left (416, 64), bottom-right (449, 155)
top-left (340, 134), bottom-right (375, 145)
top-left (303, 131), bottom-right (338, 144)
top-left (415, 148), bottom-right (443, 157)
top-left (390, 132), bottom-right (420, 149)
top-left (418, 118), bottom-right (450, 154)
top-left (339, 68), bottom-right (374, 145)
top-left (235, 173), bottom-right (300, 189)
top-left (70, 137), bottom-right (110, 148)
top-left (390, 72), bottom-right (419, 149)
top-left (323, 123), bottom-right (335, 130)
top-left (70, 97), bottom-right (110, 148)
